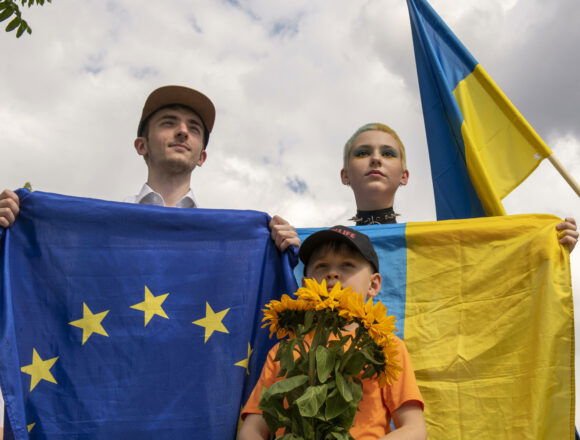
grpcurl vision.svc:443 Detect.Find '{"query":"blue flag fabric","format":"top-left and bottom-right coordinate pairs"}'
top-left (298, 216), bottom-right (574, 439)
top-left (0, 190), bottom-right (298, 439)
top-left (407, 0), bottom-right (553, 220)
top-left (295, 224), bottom-right (408, 337)
top-left (407, 0), bottom-right (484, 219)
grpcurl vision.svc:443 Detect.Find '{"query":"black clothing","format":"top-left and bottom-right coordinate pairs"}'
top-left (349, 207), bottom-right (398, 226)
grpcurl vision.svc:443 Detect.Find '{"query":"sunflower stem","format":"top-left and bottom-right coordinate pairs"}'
top-left (340, 324), bottom-right (365, 374)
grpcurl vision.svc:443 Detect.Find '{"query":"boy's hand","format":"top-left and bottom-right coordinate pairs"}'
top-left (237, 414), bottom-right (270, 440)
top-left (0, 189), bottom-right (20, 228)
top-left (269, 215), bottom-right (300, 252)
top-left (557, 217), bottom-right (578, 252)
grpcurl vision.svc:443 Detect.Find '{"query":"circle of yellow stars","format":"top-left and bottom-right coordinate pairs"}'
top-left (20, 286), bottom-right (252, 432)
top-left (19, 285), bottom-right (254, 431)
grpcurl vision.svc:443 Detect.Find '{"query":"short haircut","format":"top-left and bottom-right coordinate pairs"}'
top-left (304, 241), bottom-right (376, 277)
top-left (342, 123), bottom-right (407, 170)
top-left (139, 104), bottom-right (209, 148)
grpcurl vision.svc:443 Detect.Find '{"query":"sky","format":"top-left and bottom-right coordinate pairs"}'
top-left (1, 0), bottom-right (579, 426)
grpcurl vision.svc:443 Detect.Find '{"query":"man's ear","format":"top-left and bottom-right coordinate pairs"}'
top-left (340, 168), bottom-right (349, 185)
top-left (197, 150), bottom-right (207, 167)
top-left (367, 273), bottom-right (382, 298)
top-left (134, 137), bottom-right (147, 157)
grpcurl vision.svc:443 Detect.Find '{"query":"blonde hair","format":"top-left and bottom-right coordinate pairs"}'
top-left (343, 123), bottom-right (407, 169)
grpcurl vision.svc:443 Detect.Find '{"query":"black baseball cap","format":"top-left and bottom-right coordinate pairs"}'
top-left (299, 225), bottom-right (379, 273)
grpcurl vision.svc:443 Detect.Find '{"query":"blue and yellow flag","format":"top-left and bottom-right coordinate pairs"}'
top-left (1, 191), bottom-right (573, 439)
top-left (407, 0), bottom-right (553, 220)
top-left (298, 215), bottom-right (574, 439)
top-left (0, 190), bottom-right (298, 439)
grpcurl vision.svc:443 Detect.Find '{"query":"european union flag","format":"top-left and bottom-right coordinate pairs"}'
top-left (0, 190), bottom-right (297, 439)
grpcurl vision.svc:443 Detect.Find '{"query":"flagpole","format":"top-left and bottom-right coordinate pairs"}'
top-left (547, 154), bottom-right (580, 197)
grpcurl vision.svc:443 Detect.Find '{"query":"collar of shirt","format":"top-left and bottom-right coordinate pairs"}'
top-left (124, 183), bottom-right (197, 208)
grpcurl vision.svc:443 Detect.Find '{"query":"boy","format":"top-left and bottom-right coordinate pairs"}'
top-left (239, 226), bottom-right (427, 440)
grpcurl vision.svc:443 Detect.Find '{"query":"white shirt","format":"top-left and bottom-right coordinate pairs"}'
top-left (124, 183), bottom-right (198, 208)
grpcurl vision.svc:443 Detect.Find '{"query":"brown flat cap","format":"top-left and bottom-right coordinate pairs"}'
top-left (137, 85), bottom-right (216, 137)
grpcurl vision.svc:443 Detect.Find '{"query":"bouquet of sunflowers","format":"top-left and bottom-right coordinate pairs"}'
top-left (259, 278), bottom-right (401, 440)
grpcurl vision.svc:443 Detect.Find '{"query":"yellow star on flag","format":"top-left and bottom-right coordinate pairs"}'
top-left (130, 286), bottom-right (170, 326)
top-left (28, 423), bottom-right (36, 432)
top-left (69, 303), bottom-right (110, 345)
top-left (20, 348), bottom-right (59, 391)
top-left (234, 343), bottom-right (253, 374)
top-left (192, 302), bottom-right (230, 343)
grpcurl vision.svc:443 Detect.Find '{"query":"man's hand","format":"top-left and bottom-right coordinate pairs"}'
top-left (557, 217), bottom-right (578, 252)
top-left (0, 189), bottom-right (20, 228)
top-left (269, 215), bottom-right (300, 252)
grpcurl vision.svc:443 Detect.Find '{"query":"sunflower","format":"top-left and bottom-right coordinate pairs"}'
top-left (367, 312), bottom-right (398, 348)
top-left (378, 337), bottom-right (403, 386)
top-left (262, 279), bottom-right (400, 386)
top-left (337, 290), bottom-right (366, 321)
top-left (262, 294), bottom-right (310, 338)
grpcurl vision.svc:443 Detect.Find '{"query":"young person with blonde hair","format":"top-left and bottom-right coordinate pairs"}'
top-left (339, 123), bottom-right (577, 250)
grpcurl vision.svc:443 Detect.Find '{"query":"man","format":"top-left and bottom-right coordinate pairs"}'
top-left (0, 85), bottom-right (299, 438)
top-left (0, 85), bottom-right (299, 251)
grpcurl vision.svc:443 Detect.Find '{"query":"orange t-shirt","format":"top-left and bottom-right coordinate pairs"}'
top-left (241, 335), bottom-right (424, 440)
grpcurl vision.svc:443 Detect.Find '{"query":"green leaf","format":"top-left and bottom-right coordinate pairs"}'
top-left (303, 309), bottom-right (314, 332)
top-left (260, 396), bottom-right (290, 425)
top-left (295, 383), bottom-right (328, 418)
top-left (300, 415), bottom-right (316, 439)
top-left (359, 345), bottom-right (382, 364)
top-left (262, 410), bottom-right (286, 434)
top-left (290, 356), bottom-right (309, 380)
top-left (290, 410), bottom-right (303, 437)
top-left (5, 15), bottom-right (20, 31)
top-left (351, 379), bottom-right (363, 405)
top-left (336, 403), bottom-right (358, 431)
top-left (0, 7), bottom-right (14, 22)
top-left (329, 334), bottom-right (352, 351)
top-left (276, 340), bottom-right (297, 376)
top-left (278, 435), bottom-right (304, 440)
top-left (261, 375), bottom-right (308, 401)
top-left (342, 351), bottom-right (367, 376)
top-left (324, 388), bottom-right (348, 420)
top-left (335, 370), bottom-right (352, 402)
top-left (315, 345), bottom-right (335, 383)
top-left (15, 19), bottom-right (26, 36)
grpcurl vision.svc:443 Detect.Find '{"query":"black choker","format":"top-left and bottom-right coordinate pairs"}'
top-left (349, 207), bottom-right (399, 225)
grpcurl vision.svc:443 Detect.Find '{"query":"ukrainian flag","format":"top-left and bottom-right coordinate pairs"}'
top-left (407, 0), bottom-right (553, 220)
top-left (298, 215), bottom-right (573, 439)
